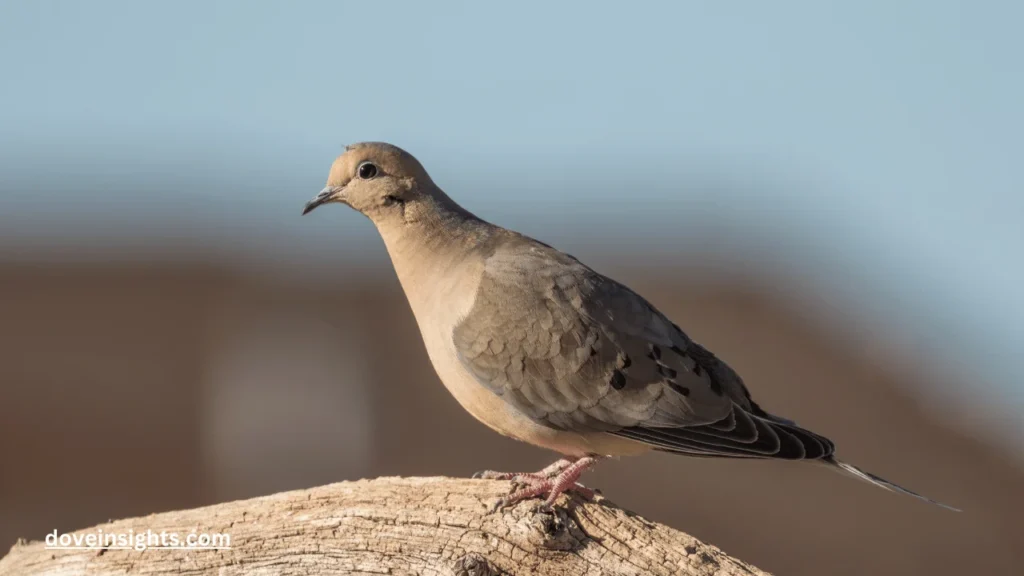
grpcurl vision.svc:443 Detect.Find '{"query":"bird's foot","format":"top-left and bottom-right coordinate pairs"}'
top-left (481, 456), bottom-right (599, 512)
top-left (472, 458), bottom-right (573, 481)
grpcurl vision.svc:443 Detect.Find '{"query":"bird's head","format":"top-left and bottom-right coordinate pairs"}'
top-left (302, 142), bottom-right (436, 222)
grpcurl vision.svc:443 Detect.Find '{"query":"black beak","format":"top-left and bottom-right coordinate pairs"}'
top-left (302, 186), bottom-right (341, 215)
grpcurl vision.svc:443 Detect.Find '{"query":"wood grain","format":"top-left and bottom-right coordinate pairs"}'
top-left (0, 477), bottom-right (767, 576)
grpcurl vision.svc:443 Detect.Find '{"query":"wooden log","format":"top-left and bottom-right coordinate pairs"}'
top-left (0, 477), bottom-right (767, 575)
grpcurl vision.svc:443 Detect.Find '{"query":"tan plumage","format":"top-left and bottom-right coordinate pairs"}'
top-left (302, 142), bottom-right (958, 511)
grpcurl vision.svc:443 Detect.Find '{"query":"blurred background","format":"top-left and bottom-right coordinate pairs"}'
top-left (1, 1), bottom-right (1022, 574)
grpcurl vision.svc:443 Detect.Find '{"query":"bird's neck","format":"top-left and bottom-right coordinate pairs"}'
top-left (373, 193), bottom-right (495, 307)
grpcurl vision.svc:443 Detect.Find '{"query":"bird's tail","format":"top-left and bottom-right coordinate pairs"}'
top-left (824, 457), bottom-right (961, 512)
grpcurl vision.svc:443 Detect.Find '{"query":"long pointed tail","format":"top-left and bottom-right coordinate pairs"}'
top-left (825, 457), bottom-right (961, 512)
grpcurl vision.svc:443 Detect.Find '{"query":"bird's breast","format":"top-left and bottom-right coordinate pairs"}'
top-left (385, 245), bottom-right (649, 458)
top-left (399, 258), bottom-right (540, 440)
top-left (408, 276), bottom-right (648, 458)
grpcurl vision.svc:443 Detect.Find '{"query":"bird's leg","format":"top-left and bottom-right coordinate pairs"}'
top-left (542, 457), bottom-right (598, 507)
top-left (487, 456), bottom-right (600, 511)
top-left (472, 458), bottom-right (572, 482)
top-left (536, 458), bottom-right (575, 478)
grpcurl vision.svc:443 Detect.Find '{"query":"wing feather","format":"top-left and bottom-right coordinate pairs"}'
top-left (453, 233), bottom-right (836, 462)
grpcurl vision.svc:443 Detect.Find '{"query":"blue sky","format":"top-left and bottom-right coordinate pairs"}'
top-left (0, 1), bottom-right (1021, 414)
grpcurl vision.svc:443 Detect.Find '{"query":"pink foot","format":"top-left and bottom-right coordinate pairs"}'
top-left (476, 457), bottom-right (600, 511)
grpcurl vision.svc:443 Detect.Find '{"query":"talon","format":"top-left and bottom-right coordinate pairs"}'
top-left (488, 498), bottom-right (508, 513)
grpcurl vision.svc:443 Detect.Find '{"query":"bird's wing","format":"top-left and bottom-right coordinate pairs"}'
top-left (452, 235), bottom-right (835, 460)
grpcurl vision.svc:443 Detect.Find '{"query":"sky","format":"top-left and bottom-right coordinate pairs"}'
top-left (0, 1), bottom-right (1021, 417)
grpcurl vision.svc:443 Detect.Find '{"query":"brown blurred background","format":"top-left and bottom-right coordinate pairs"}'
top-left (1, 254), bottom-right (1021, 575)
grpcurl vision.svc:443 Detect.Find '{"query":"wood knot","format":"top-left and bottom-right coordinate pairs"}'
top-left (531, 506), bottom-right (585, 551)
top-left (452, 553), bottom-right (494, 576)
top-left (536, 507), bottom-right (567, 537)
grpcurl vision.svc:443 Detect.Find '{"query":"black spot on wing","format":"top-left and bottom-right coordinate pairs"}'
top-left (668, 382), bottom-right (690, 397)
top-left (610, 369), bottom-right (627, 390)
top-left (656, 365), bottom-right (677, 379)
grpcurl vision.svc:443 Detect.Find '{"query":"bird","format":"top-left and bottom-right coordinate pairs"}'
top-left (302, 142), bottom-right (959, 512)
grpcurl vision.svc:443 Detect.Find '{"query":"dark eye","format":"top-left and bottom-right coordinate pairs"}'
top-left (357, 161), bottom-right (378, 179)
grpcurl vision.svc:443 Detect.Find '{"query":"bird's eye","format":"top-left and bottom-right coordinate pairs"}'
top-left (357, 162), bottom-right (378, 180)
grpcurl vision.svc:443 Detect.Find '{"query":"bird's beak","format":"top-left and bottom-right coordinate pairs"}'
top-left (302, 186), bottom-right (344, 215)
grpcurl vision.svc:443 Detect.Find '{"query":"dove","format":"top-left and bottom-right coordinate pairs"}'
top-left (302, 142), bottom-right (959, 512)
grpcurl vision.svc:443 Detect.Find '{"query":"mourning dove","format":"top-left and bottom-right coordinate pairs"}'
top-left (302, 142), bottom-right (959, 512)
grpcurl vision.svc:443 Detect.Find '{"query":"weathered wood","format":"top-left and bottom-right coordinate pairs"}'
top-left (0, 477), bottom-right (767, 575)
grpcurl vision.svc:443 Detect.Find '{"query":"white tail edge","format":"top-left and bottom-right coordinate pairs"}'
top-left (826, 458), bottom-right (961, 512)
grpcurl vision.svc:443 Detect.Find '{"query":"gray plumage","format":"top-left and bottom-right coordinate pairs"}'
top-left (453, 231), bottom-right (836, 461)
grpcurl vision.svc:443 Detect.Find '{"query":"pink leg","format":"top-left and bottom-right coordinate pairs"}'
top-left (537, 458), bottom-right (575, 478)
top-left (485, 456), bottom-right (600, 511)
top-left (542, 456), bottom-right (597, 508)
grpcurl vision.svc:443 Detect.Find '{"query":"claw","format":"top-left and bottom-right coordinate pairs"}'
top-left (488, 497), bottom-right (510, 514)
top-left (477, 456), bottom-right (600, 511)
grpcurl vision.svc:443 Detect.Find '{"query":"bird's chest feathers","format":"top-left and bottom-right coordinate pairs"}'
top-left (392, 254), bottom-right (480, 379)
top-left (393, 258), bottom-right (535, 437)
